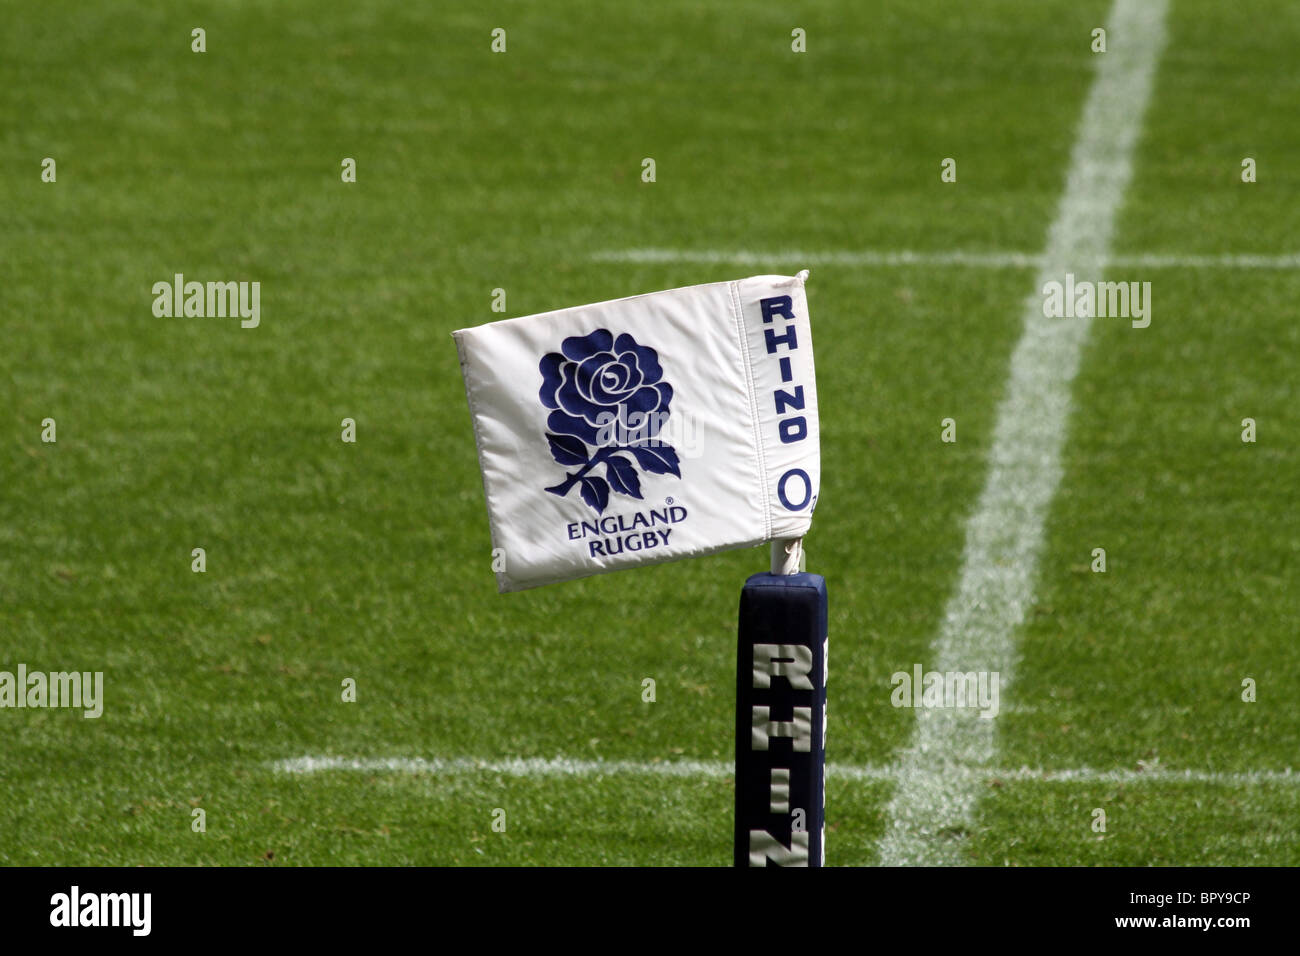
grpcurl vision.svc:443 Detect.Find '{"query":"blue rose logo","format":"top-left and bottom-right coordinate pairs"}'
top-left (538, 329), bottom-right (681, 513)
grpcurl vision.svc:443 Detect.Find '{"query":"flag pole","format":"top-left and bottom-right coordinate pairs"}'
top-left (770, 538), bottom-right (804, 575)
top-left (734, 537), bottom-right (828, 866)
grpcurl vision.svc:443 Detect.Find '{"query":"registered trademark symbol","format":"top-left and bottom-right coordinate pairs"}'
top-left (665, 497), bottom-right (674, 505)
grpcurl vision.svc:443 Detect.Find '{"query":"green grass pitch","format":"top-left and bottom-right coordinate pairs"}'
top-left (2, 0), bottom-right (1297, 865)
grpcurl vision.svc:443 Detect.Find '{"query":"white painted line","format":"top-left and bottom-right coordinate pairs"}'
top-left (592, 249), bottom-right (1300, 270)
top-left (593, 249), bottom-right (1044, 268)
top-left (272, 755), bottom-right (1300, 788)
top-left (875, 0), bottom-right (1171, 867)
top-left (275, 755), bottom-right (732, 779)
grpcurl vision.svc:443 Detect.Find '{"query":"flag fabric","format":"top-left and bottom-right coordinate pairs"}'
top-left (453, 272), bottom-right (820, 592)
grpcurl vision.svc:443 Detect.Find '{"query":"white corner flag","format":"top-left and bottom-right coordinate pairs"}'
top-left (453, 272), bottom-right (819, 591)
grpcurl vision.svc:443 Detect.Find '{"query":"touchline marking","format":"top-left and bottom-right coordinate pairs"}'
top-left (876, 0), bottom-right (1170, 867)
top-left (592, 249), bottom-right (1300, 270)
top-left (272, 755), bottom-right (1300, 788)
top-left (276, 755), bottom-right (732, 779)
